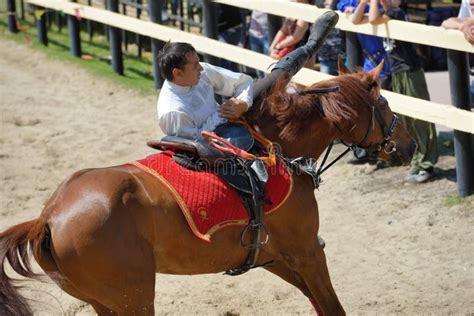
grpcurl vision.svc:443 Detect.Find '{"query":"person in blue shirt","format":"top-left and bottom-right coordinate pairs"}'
top-left (338, 0), bottom-right (392, 164)
top-left (337, 0), bottom-right (392, 89)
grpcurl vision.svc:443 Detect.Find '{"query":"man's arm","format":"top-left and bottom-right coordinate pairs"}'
top-left (368, 0), bottom-right (391, 24)
top-left (442, 16), bottom-right (474, 45)
top-left (158, 111), bottom-right (199, 139)
top-left (441, 17), bottom-right (464, 29)
top-left (461, 17), bottom-right (474, 44)
top-left (202, 63), bottom-right (253, 120)
top-left (352, 0), bottom-right (369, 24)
top-left (274, 20), bottom-right (309, 50)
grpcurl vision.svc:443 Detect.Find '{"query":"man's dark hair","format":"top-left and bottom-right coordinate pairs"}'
top-left (157, 42), bottom-right (196, 81)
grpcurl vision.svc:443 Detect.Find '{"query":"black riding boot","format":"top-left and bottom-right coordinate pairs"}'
top-left (252, 11), bottom-right (340, 98)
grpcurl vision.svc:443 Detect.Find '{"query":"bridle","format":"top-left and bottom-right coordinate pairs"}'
top-left (350, 95), bottom-right (400, 160)
top-left (294, 88), bottom-right (400, 188)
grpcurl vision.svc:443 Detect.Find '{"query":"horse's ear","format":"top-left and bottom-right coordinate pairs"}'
top-left (369, 59), bottom-right (385, 81)
top-left (337, 55), bottom-right (350, 75)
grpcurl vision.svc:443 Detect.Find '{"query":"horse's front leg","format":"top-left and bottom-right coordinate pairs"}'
top-left (264, 253), bottom-right (344, 316)
top-left (264, 261), bottom-right (315, 310)
top-left (286, 242), bottom-right (345, 316)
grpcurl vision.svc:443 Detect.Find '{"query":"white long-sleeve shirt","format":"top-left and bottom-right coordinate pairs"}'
top-left (157, 62), bottom-right (253, 140)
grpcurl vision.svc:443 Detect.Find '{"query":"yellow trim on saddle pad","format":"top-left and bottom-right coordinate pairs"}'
top-left (126, 157), bottom-right (294, 242)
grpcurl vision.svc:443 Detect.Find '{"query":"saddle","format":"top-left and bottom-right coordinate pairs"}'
top-left (147, 123), bottom-right (270, 275)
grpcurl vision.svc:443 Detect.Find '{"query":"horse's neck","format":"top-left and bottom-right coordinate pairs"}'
top-left (254, 117), bottom-right (336, 160)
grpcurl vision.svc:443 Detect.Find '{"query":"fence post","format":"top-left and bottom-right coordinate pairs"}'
top-left (87, 0), bottom-right (93, 41)
top-left (121, 2), bottom-right (128, 51)
top-left (107, 0), bottom-right (124, 75)
top-left (149, 0), bottom-right (164, 89)
top-left (345, 31), bottom-right (363, 71)
top-left (56, 11), bottom-right (63, 33)
top-left (36, 7), bottom-right (48, 46)
top-left (67, 14), bottom-right (81, 57)
top-left (447, 50), bottom-right (474, 197)
top-left (20, 0), bottom-right (25, 20)
top-left (7, 0), bottom-right (18, 33)
top-left (202, 0), bottom-right (220, 65)
top-left (136, 0), bottom-right (143, 58)
top-left (178, 0), bottom-right (184, 31)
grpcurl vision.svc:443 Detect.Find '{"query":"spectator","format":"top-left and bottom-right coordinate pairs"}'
top-left (249, 11), bottom-right (270, 78)
top-left (217, 4), bottom-right (248, 72)
top-left (442, 0), bottom-right (473, 44)
top-left (318, 0), bottom-right (346, 75)
top-left (269, 0), bottom-right (315, 68)
top-left (367, 0), bottom-right (439, 182)
top-left (340, 0), bottom-right (392, 164)
top-left (347, 0), bottom-right (392, 88)
top-left (459, 17), bottom-right (474, 44)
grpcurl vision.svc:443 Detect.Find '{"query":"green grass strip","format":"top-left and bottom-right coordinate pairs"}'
top-left (0, 8), bottom-right (157, 96)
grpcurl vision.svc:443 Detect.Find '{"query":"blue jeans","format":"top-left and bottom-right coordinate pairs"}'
top-left (249, 35), bottom-right (270, 78)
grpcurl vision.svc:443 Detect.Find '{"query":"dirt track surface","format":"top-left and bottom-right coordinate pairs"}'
top-left (1, 38), bottom-right (473, 315)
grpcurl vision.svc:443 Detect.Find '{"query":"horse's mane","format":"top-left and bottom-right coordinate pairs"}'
top-left (250, 71), bottom-right (381, 142)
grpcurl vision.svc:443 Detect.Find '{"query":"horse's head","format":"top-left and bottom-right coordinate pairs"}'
top-left (335, 59), bottom-right (416, 165)
top-left (250, 58), bottom-right (415, 165)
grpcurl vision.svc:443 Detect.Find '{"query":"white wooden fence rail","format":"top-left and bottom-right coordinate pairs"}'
top-left (214, 0), bottom-right (473, 53)
top-left (25, 0), bottom-right (474, 134)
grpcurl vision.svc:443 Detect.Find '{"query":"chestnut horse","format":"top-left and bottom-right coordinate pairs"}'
top-left (0, 62), bottom-right (414, 315)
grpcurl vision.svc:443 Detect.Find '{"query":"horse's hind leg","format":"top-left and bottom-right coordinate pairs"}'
top-left (50, 230), bottom-right (157, 315)
top-left (50, 237), bottom-right (156, 315)
top-left (35, 230), bottom-right (119, 315)
top-left (58, 279), bottom-right (119, 315)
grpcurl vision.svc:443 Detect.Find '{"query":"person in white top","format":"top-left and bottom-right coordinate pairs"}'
top-left (156, 42), bottom-right (253, 140)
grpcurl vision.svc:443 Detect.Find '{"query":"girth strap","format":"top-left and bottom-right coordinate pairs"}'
top-left (224, 159), bottom-right (269, 276)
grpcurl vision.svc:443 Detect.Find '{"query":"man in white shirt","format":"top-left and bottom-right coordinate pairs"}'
top-left (156, 42), bottom-right (253, 140)
top-left (157, 11), bottom-right (341, 143)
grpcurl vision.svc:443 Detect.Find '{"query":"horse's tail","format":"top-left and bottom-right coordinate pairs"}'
top-left (0, 218), bottom-right (51, 316)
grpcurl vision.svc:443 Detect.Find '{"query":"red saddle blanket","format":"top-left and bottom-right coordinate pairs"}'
top-left (127, 152), bottom-right (293, 242)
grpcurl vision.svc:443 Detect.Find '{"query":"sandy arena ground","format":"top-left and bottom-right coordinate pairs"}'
top-left (1, 38), bottom-right (473, 315)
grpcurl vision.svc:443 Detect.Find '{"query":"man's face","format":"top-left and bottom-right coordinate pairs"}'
top-left (175, 52), bottom-right (203, 86)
